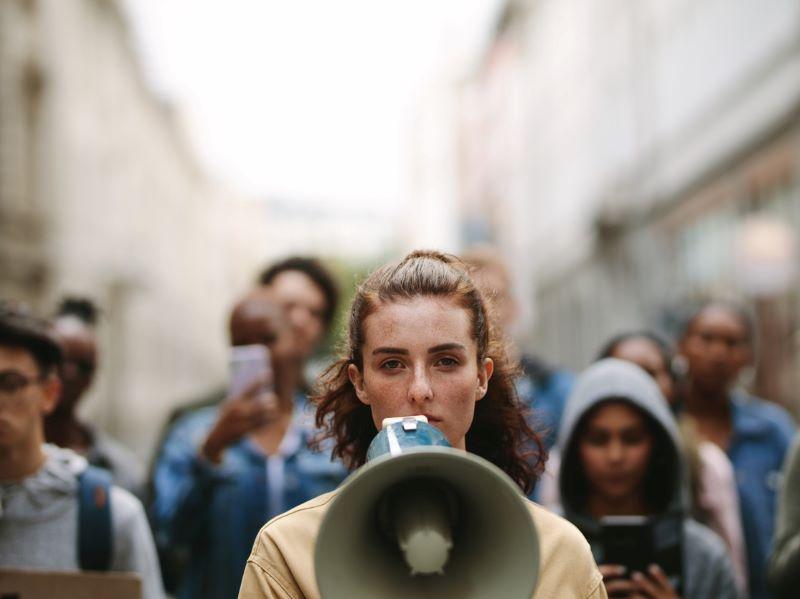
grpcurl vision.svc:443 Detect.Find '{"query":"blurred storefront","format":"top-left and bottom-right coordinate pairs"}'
top-left (451, 0), bottom-right (800, 416)
top-left (0, 0), bottom-right (267, 457)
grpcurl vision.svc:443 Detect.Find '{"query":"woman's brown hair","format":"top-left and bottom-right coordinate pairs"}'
top-left (314, 250), bottom-right (545, 494)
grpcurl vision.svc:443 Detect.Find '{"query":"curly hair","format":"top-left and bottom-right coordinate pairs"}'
top-left (56, 296), bottom-right (99, 326)
top-left (258, 256), bottom-right (339, 328)
top-left (313, 250), bottom-right (545, 494)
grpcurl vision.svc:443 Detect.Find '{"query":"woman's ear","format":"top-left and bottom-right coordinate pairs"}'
top-left (475, 357), bottom-right (494, 401)
top-left (347, 363), bottom-right (370, 405)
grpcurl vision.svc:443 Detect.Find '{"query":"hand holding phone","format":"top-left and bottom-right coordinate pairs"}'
top-left (200, 345), bottom-right (277, 463)
top-left (228, 344), bottom-right (273, 401)
top-left (599, 515), bottom-right (683, 598)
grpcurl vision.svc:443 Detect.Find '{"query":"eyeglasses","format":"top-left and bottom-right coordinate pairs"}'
top-left (0, 369), bottom-right (45, 404)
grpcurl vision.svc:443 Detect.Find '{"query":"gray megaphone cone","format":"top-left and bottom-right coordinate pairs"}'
top-left (314, 417), bottom-right (540, 598)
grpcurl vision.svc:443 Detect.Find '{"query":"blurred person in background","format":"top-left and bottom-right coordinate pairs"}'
top-left (155, 256), bottom-right (342, 431)
top-left (461, 245), bottom-right (574, 452)
top-left (598, 331), bottom-right (748, 594)
top-left (557, 358), bottom-right (739, 599)
top-left (0, 302), bottom-right (163, 598)
top-left (767, 432), bottom-right (800, 598)
top-left (678, 300), bottom-right (796, 598)
top-left (44, 297), bottom-right (146, 499)
top-left (151, 264), bottom-right (348, 599)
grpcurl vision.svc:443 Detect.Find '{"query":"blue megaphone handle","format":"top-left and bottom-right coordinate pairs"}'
top-left (366, 416), bottom-right (451, 462)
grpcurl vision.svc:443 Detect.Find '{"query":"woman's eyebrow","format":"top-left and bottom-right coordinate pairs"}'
top-left (621, 425), bottom-right (647, 434)
top-left (372, 347), bottom-right (408, 355)
top-left (428, 343), bottom-right (466, 353)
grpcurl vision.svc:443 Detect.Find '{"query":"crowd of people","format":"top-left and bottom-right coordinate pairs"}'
top-left (1, 249), bottom-right (798, 599)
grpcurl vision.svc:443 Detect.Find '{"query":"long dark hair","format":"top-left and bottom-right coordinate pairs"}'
top-left (313, 250), bottom-right (544, 494)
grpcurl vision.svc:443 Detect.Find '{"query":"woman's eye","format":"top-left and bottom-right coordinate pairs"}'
top-left (380, 359), bottom-right (403, 370)
top-left (437, 357), bottom-right (459, 367)
top-left (622, 432), bottom-right (647, 445)
top-left (584, 433), bottom-right (608, 446)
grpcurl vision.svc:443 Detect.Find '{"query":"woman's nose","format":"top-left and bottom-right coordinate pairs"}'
top-left (607, 440), bottom-right (624, 462)
top-left (289, 305), bottom-right (310, 330)
top-left (408, 367), bottom-right (433, 403)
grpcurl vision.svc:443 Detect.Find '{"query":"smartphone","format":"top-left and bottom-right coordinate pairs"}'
top-left (600, 515), bottom-right (682, 593)
top-left (228, 344), bottom-right (273, 401)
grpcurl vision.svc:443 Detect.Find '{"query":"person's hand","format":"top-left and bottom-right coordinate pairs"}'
top-left (600, 564), bottom-right (637, 597)
top-left (600, 564), bottom-right (682, 598)
top-left (629, 565), bottom-right (681, 599)
top-left (201, 376), bottom-right (278, 463)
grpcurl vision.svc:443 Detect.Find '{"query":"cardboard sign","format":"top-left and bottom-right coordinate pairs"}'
top-left (0, 568), bottom-right (140, 599)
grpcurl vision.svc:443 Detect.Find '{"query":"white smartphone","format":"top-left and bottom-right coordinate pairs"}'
top-left (228, 344), bottom-right (273, 401)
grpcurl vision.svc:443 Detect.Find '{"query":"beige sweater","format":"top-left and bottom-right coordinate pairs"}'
top-left (238, 490), bottom-right (606, 599)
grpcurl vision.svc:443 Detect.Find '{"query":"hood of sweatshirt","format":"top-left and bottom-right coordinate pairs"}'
top-left (556, 358), bottom-right (688, 532)
top-left (0, 444), bottom-right (88, 522)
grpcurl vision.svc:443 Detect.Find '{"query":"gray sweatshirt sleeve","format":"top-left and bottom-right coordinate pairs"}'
top-left (683, 520), bottom-right (742, 599)
top-left (110, 486), bottom-right (165, 599)
top-left (768, 434), bottom-right (800, 598)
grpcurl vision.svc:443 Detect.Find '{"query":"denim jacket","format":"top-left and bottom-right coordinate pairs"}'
top-left (151, 395), bottom-right (348, 599)
top-left (728, 391), bottom-right (796, 599)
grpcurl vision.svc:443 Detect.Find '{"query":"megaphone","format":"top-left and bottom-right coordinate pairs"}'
top-left (315, 416), bottom-right (540, 598)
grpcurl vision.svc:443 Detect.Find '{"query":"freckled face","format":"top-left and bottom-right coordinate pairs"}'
top-left (348, 296), bottom-right (493, 450)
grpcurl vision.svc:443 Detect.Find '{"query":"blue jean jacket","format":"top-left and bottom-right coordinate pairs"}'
top-left (728, 391), bottom-right (796, 599)
top-left (516, 365), bottom-right (574, 502)
top-left (516, 367), bottom-right (574, 452)
top-left (151, 396), bottom-right (348, 599)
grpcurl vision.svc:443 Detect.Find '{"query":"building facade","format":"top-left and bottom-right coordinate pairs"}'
top-left (0, 0), bottom-right (267, 457)
top-left (453, 0), bottom-right (800, 414)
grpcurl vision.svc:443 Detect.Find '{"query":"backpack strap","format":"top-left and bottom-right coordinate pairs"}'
top-left (77, 465), bottom-right (113, 571)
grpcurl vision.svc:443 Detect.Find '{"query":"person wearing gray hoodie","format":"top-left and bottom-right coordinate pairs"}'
top-left (0, 302), bottom-right (163, 599)
top-left (556, 358), bottom-right (739, 599)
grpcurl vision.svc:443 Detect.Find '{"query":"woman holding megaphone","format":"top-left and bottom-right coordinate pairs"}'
top-left (238, 251), bottom-right (606, 598)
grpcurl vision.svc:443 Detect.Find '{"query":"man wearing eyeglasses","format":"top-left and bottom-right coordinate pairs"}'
top-left (0, 302), bottom-right (164, 598)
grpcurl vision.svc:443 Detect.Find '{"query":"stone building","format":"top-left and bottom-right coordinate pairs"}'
top-left (450, 0), bottom-right (800, 414)
top-left (0, 0), bottom-right (267, 457)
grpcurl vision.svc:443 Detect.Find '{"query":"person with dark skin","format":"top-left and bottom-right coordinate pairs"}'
top-left (600, 331), bottom-right (748, 594)
top-left (152, 281), bottom-right (347, 599)
top-left (44, 298), bottom-right (146, 498)
top-left (199, 291), bottom-right (290, 462)
top-left (678, 301), bottom-right (795, 599)
top-left (45, 301), bottom-right (97, 451)
top-left (157, 256), bottom-right (340, 427)
top-left (558, 359), bottom-right (739, 599)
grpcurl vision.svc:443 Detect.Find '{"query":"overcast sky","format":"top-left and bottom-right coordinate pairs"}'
top-left (123, 0), bottom-right (503, 213)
